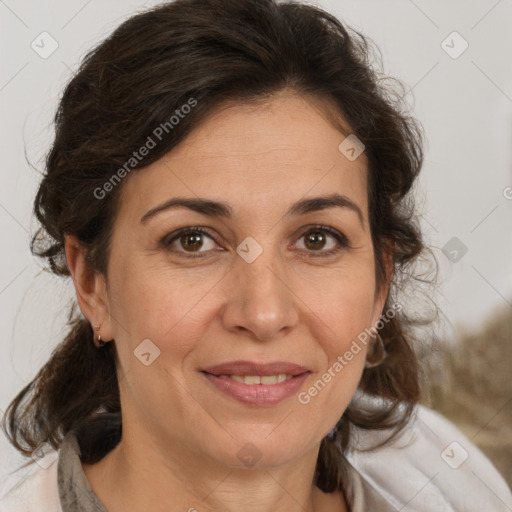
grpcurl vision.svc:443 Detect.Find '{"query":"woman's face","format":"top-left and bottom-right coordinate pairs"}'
top-left (91, 92), bottom-right (390, 468)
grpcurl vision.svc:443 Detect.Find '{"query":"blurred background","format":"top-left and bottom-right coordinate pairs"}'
top-left (1, 0), bottom-right (511, 492)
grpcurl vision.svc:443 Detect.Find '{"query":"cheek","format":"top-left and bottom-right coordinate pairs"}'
top-left (303, 266), bottom-right (377, 347)
top-left (328, 288), bottom-right (375, 356)
top-left (107, 260), bottom-right (217, 357)
top-left (296, 282), bottom-right (374, 424)
top-left (298, 263), bottom-right (376, 409)
top-left (105, 266), bottom-right (208, 415)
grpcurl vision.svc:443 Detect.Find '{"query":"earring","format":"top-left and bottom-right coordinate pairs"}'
top-left (94, 324), bottom-right (106, 348)
top-left (364, 333), bottom-right (386, 369)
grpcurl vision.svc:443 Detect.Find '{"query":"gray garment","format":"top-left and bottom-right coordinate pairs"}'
top-left (58, 432), bottom-right (108, 512)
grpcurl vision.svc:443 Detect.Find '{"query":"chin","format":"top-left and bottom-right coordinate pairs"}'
top-left (216, 432), bottom-right (312, 469)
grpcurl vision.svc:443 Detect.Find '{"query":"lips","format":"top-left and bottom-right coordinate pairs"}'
top-left (200, 360), bottom-right (311, 405)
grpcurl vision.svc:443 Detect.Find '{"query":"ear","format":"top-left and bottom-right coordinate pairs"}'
top-left (370, 238), bottom-right (395, 326)
top-left (64, 234), bottom-right (114, 341)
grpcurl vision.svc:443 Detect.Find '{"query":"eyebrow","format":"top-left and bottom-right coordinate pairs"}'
top-left (140, 193), bottom-right (364, 227)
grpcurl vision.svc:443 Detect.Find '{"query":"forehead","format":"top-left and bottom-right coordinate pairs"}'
top-left (118, 92), bottom-right (369, 223)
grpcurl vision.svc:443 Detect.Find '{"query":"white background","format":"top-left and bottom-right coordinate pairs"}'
top-left (1, 0), bottom-right (511, 481)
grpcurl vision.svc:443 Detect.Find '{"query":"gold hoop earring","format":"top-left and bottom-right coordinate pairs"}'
top-left (364, 333), bottom-right (386, 369)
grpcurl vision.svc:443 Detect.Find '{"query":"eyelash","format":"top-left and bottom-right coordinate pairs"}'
top-left (161, 225), bottom-right (350, 260)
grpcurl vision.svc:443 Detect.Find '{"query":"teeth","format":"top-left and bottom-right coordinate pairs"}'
top-left (219, 374), bottom-right (293, 385)
top-left (244, 375), bottom-right (261, 385)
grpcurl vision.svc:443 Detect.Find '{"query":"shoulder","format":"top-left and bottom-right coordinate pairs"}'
top-left (0, 451), bottom-right (62, 512)
top-left (0, 413), bottom-right (119, 512)
top-left (344, 404), bottom-right (512, 511)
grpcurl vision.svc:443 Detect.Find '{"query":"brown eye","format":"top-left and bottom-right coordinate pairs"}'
top-left (162, 227), bottom-right (218, 258)
top-left (304, 231), bottom-right (328, 251)
top-left (180, 233), bottom-right (204, 252)
top-left (296, 226), bottom-right (349, 257)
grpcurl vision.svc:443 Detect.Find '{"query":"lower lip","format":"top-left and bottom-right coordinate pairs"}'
top-left (201, 372), bottom-right (310, 405)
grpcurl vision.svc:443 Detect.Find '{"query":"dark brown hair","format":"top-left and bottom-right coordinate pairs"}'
top-left (2, 0), bottom-right (436, 498)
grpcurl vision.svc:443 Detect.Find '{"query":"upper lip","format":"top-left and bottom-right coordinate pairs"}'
top-left (201, 360), bottom-right (310, 376)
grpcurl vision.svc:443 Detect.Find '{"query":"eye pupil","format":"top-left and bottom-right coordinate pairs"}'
top-left (305, 231), bottom-right (326, 250)
top-left (181, 233), bottom-right (203, 251)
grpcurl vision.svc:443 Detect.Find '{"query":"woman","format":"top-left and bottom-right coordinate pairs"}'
top-left (1, 0), bottom-right (511, 510)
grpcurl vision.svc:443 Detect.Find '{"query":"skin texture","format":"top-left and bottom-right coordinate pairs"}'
top-left (65, 90), bottom-right (392, 512)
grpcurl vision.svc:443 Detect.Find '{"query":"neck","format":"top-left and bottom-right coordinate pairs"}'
top-left (82, 432), bottom-right (348, 512)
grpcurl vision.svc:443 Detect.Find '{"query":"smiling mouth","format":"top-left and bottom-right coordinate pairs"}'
top-left (200, 360), bottom-right (311, 404)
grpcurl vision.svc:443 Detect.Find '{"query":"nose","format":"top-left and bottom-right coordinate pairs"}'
top-left (221, 248), bottom-right (299, 342)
